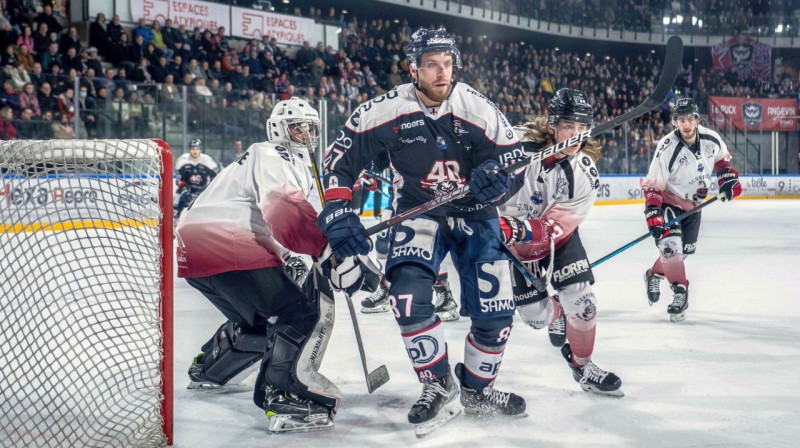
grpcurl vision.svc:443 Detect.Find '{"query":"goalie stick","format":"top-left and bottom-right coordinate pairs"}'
top-left (364, 35), bottom-right (684, 238)
top-left (302, 123), bottom-right (390, 394)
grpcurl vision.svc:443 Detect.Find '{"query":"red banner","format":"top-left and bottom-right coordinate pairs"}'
top-left (708, 97), bottom-right (798, 132)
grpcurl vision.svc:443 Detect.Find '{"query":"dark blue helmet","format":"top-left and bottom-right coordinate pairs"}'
top-left (672, 97), bottom-right (699, 122)
top-left (548, 88), bottom-right (594, 128)
top-left (406, 28), bottom-right (462, 69)
top-left (190, 138), bottom-right (202, 149)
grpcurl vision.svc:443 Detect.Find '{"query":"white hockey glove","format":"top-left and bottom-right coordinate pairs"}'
top-left (316, 247), bottom-right (383, 296)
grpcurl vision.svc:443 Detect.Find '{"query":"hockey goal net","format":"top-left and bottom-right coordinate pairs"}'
top-left (0, 140), bottom-right (173, 447)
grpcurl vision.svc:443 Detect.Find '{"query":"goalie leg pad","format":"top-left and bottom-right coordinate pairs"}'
top-left (254, 296), bottom-right (341, 413)
top-left (189, 321), bottom-right (267, 387)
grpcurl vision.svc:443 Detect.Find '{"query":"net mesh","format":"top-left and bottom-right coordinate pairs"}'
top-left (0, 140), bottom-right (170, 448)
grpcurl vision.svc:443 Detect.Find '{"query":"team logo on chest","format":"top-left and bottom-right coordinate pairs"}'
top-left (421, 160), bottom-right (465, 197)
top-left (530, 191), bottom-right (544, 205)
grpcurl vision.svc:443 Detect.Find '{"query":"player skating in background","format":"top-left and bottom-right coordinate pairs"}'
top-left (176, 97), bottom-right (372, 433)
top-left (317, 28), bottom-right (527, 436)
top-left (641, 98), bottom-right (741, 322)
top-left (498, 88), bottom-right (623, 397)
top-left (173, 138), bottom-right (218, 222)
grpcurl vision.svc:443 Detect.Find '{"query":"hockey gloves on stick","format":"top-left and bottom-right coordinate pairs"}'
top-left (716, 167), bottom-right (742, 202)
top-left (644, 206), bottom-right (668, 239)
top-left (317, 247), bottom-right (383, 296)
top-left (317, 200), bottom-right (370, 258)
top-left (498, 216), bottom-right (552, 246)
top-left (469, 159), bottom-right (510, 204)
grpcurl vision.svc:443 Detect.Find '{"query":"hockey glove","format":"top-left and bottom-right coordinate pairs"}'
top-left (317, 200), bottom-right (370, 259)
top-left (498, 217), bottom-right (552, 245)
top-left (716, 167), bottom-right (742, 202)
top-left (644, 206), bottom-right (668, 239)
top-left (316, 248), bottom-right (383, 296)
top-left (468, 159), bottom-right (510, 204)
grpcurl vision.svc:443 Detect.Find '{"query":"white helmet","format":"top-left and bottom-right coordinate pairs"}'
top-left (266, 97), bottom-right (320, 155)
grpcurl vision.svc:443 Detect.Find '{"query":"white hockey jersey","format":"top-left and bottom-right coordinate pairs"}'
top-left (175, 142), bottom-right (326, 278)
top-left (641, 124), bottom-right (731, 211)
top-left (498, 139), bottom-right (599, 262)
top-left (175, 153), bottom-right (218, 172)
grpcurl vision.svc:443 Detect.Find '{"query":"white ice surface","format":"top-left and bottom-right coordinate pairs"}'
top-left (173, 200), bottom-right (800, 448)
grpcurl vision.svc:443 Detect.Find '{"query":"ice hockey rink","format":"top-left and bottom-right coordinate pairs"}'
top-left (172, 199), bottom-right (800, 448)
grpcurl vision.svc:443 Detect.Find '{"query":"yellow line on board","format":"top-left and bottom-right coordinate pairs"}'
top-left (1, 219), bottom-right (160, 234)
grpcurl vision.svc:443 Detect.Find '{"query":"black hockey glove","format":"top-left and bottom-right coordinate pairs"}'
top-left (644, 206), bottom-right (668, 239)
top-left (469, 159), bottom-right (510, 204)
top-left (716, 167), bottom-right (742, 202)
top-left (316, 200), bottom-right (370, 259)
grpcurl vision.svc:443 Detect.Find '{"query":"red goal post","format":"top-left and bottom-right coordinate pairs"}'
top-left (0, 139), bottom-right (173, 447)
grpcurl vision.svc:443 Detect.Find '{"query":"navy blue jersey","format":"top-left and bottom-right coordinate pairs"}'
top-left (323, 82), bottom-right (525, 219)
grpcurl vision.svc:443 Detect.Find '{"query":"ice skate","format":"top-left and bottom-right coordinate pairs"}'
top-left (408, 370), bottom-right (461, 438)
top-left (454, 363), bottom-right (527, 417)
top-left (561, 344), bottom-right (623, 397)
top-left (264, 386), bottom-right (335, 433)
top-left (360, 279), bottom-right (390, 314)
top-left (433, 279), bottom-right (460, 322)
top-left (548, 295), bottom-right (566, 347)
top-left (644, 268), bottom-right (664, 306)
top-left (667, 283), bottom-right (689, 323)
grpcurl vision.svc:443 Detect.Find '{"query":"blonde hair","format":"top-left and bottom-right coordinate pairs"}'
top-left (518, 116), bottom-right (603, 163)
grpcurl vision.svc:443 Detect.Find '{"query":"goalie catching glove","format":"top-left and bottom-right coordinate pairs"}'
top-left (498, 216), bottom-right (552, 246)
top-left (315, 247), bottom-right (382, 296)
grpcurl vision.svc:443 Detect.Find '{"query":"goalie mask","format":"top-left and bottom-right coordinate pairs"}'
top-left (266, 97), bottom-right (320, 164)
top-left (548, 88), bottom-right (594, 129)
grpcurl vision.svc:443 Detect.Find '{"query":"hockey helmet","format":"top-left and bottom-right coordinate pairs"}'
top-left (405, 28), bottom-right (462, 70)
top-left (548, 88), bottom-right (594, 129)
top-left (189, 138), bottom-right (202, 149)
top-left (266, 96), bottom-right (320, 151)
top-left (671, 97), bottom-right (699, 122)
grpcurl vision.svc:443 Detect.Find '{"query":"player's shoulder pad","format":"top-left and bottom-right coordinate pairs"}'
top-left (345, 84), bottom-right (410, 131)
top-left (252, 141), bottom-right (300, 165)
top-left (451, 83), bottom-right (516, 141)
top-left (198, 153), bottom-right (218, 170)
top-left (654, 131), bottom-right (680, 158)
top-left (697, 124), bottom-right (724, 144)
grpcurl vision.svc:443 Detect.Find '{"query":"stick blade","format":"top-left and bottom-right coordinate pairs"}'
top-left (366, 365), bottom-right (390, 393)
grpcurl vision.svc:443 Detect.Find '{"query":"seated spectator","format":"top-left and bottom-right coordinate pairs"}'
top-left (56, 87), bottom-right (76, 120)
top-left (61, 47), bottom-right (84, 73)
top-left (19, 83), bottom-right (40, 116)
top-left (33, 22), bottom-right (49, 56)
top-left (0, 80), bottom-right (20, 111)
top-left (38, 82), bottom-right (58, 114)
top-left (51, 112), bottom-right (75, 139)
top-left (60, 26), bottom-right (82, 55)
top-left (133, 18), bottom-right (154, 46)
top-left (89, 13), bottom-right (110, 57)
top-left (0, 106), bottom-right (17, 139)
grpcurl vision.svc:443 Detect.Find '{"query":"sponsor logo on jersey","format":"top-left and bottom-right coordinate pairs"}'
top-left (683, 242), bottom-right (696, 253)
top-left (392, 245), bottom-right (433, 260)
top-left (436, 136), bottom-right (447, 150)
top-left (552, 259), bottom-right (590, 283)
top-left (406, 334), bottom-right (440, 365)
top-left (394, 119), bottom-right (425, 133)
top-left (582, 156), bottom-right (592, 166)
top-left (399, 136), bottom-right (428, 144)
top-left (453, 119), bottom-right (468, 136)
top-left (679, 154), bottom-right (690, 166)
top-left (530, 191), bottom-right (543, 205)
top-left (505, 129), bottom-right (514, 140)
top-left (480, 297), bottom-right (515, 313)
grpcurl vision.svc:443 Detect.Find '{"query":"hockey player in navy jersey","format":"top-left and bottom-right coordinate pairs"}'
top-left (176, 97), bottom-right (375, 433)
top-left (173, 138), bottom-right (218, 221)
top-left (316, 28), bottom-right (527, 436)
top-left (498, 88), bottom-right (622, 397)
top-left (641, 98), bottom-right (741, 322)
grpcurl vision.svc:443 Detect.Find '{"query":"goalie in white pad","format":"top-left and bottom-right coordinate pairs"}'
top-left (177, 97), bottom-right (374, 432)
top-left (498, 89), bottom-right (622, 397)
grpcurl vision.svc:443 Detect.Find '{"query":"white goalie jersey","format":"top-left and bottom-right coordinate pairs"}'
top-left (175, 142), bottom-right (326, 278)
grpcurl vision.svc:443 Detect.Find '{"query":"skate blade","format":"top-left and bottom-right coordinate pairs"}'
top-left (436, 310), bottom-right (460, 322)
top-left (187, 381), bottom-right (251, 394)
top-left (463, 408), bottom-right (529, 418)
top-left (580, 384), bottom-right (625, 398)
top-left (414, 397), bottom-right (462, 438)
top-left (187, 380), bottom-right (223, 390)
top-left (669, 312), bottom-right (686, 323)
top-left (360, 305), bottom-right (390, 314)
top-left (267, 413), bottom-right (334, 434)
top-left (648, 298), bottom-right (658, 306)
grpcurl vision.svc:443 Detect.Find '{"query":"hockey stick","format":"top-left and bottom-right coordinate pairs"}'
top-left (365, 35), bottom-right (684, 238)
top-left (302, 124), bottom-right (390, 394)
top-left (590, 197), bottom-right (717, 268)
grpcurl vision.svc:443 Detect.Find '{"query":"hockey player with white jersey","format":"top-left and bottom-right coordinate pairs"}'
top-left (498, 88), bottom-right (622, 397)
top-left (176, 97), bottom-right (372, 433)
top-left (316, 28), bottom-right (527, 436)
top-left (641, 98), bottom-right (741, 322)
top-left (173, 138), bottom-right (218, 221)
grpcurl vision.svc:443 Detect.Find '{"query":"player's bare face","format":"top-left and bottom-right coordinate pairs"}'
top-left (414, 52), bottom-right (454, 105)
top-left (190, 147), bottom-right (201, 160)
top-left (552, 120), bottom-right (589, 159)
top-left (675, 115), bottom-right (698, 144)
